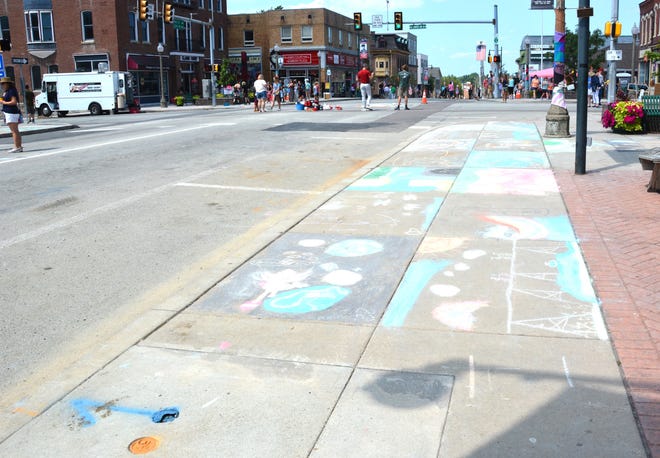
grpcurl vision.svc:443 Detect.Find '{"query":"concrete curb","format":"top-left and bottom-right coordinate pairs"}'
top-left (0, 123), bottom-right (78, 138)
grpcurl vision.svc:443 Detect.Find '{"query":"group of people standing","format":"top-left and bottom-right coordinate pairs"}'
top-left (248, 74), bottom-right (325, 113)
top-left (357, 63), bottom-right (411, 111)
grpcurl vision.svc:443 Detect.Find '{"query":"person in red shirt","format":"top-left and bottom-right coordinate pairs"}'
top-left (356, 63), bottom-right (373, 111)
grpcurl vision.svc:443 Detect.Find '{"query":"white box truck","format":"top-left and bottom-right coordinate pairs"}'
top-left (36, 70), bottom-right (137, 117)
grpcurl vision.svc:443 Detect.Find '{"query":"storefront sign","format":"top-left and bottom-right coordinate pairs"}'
top-left (281, 52), bottom-right (320, 66)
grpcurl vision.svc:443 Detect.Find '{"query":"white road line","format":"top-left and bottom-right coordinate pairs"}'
top-left (0, 168), bottom-right (219, 251)
top-left (562, 356), bottom-right (574, 388)
top-left (0, 122), bottom-right (234, 166)
top-left (506, 239), bottom-right (518, 334)
top-left (468, 355), bottom-right (476, 399)
top-left (175, 182), bottom-right (322, 195)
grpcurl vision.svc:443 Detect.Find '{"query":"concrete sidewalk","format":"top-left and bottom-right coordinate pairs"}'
top-left (0, 107), bottom-right (657, 457)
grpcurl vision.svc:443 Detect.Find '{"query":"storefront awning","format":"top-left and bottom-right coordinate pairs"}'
top-left (127, 54), bottom-right (170, 71)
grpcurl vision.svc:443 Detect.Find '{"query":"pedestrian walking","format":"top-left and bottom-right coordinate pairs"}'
top-left (24, 84), bottom-right (36, 123)
top-left (590, 71), bottom-right (601, 107)
top-left (253, 74), bottom-right (268, 112)
top-left (270, 75), bottom-right (282, 111)
top-left (395, 64), bottom-right (411, 110)
top-left (357, 63), bottom-right (373, 111)
top-left (1, 77), bottom-right (23, 153)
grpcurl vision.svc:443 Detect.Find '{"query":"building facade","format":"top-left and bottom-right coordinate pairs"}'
top-left (226, 8), bottom-right (368, 97)
top-left (0, 0), bottom-right (228, 104)
top-left (639, 0), bottom-right (659, 93)
top-left (371, 33), bottom-right (411, 91)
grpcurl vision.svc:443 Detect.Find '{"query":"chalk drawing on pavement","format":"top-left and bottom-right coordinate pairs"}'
top-left (432, 300), bottom-right (490, 331)
top-left (480, 214), bottom-right (576, 242)
top-left (504, 241), bottom-right (607, 340)
top-left (465, 151), bottom-right (549, 169)
top-left (451, 169), bottom-right (559, 196)
top-left (69, 399), bottom-right (179, 428)
top-left (192, 234), bottom-right (417, 324)
top-left (349, 167), bottom-right (455, 193)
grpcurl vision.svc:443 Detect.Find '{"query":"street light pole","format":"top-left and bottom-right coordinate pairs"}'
top-left (631, 23), bottom-right (639, 83)
top-left (157, 43), bottom-right (167, 108)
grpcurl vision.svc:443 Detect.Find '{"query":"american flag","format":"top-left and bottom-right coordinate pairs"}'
top-left (476, 44), bottom-right (487, 61)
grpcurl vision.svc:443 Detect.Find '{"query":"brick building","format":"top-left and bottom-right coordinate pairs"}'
top-left (227, 8), bottom-right (369, 97)
top-left (371, 34), bottom-right (414, 92)
top-left (639, 0), bottom-right (659, 93)
top-left (0, 0), bottom-right (228, 104)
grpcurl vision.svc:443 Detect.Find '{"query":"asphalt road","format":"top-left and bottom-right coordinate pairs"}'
top-left (1, 100), bottom-right (458, 405)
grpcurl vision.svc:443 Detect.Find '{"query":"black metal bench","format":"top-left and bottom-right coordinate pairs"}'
top-left (639, 151), bottom-right (660, 192)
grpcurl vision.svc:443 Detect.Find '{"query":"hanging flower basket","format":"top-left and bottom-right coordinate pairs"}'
top-left (601, 101), bottom-right (644, 133)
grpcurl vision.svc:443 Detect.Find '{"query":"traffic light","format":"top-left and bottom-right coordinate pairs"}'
top-left (212, 64), bottom-right (220, 72)
top-left (604, 21), bottom-right (621, 38)
top-left (138, 0), bottom-right (148, 21)
top-left (394, 11), bottom-right (403, 31)
top-left (0, 38), bottom-right (10, 51)
top-left (353, 13), bottom-right (362, 31)
top-left (488, 53), bottom-right (492, 63)
top-left (492, 55), bottom-right (500, 63)
top-left (164, 2), bottom-right (174, 23)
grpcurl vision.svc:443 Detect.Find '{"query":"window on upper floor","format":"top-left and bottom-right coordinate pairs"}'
top-left (244, 30), bottom-right (254, 46)
top-left (199, 0), bottom-right (205, 8)
top-left (338, 29), bottom-right (343, 47)
top-left (347, 32), bottom-right (352, 49)
top-left (81, 10), bottom-right (93, 42)
top-left (216, 0), bottom-right (223, 13)
top-left (141, 18), bottom-right (149, 43)
top-left (217, 26), bottom-right (224, 50)
top-left (128, 12), bottom-right (137, 42)
top-left (281, 25), bottom-right (292, 43)
top-left (24, 10), bottom-right (54, 43)
top-left (327, 26), bottom-right (332, 43)
top-left (301, 25), bottom-right (312, 42)
top-left (0, 16), bottom-right (10, 51)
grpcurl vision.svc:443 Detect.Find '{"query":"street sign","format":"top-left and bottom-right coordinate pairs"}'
top-left (173, 19), bottom-right (185, 30)
top-left (12, 57), bottom-right (28, 65)
top-left (0, 54), bottom-right (4, 77)
top-left (409, 24), bottom-right (427, 29)
top-left (605, 49), bottom-right (622, 61)
top-left (371, 15), bottom-right (383, 28)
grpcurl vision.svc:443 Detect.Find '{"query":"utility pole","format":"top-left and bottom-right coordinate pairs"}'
top-left (575, 1), bottom-right (592, 174)
top-left (606, 0), bottom-right (619, 103)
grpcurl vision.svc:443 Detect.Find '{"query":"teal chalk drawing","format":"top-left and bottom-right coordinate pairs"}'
top-left (382, 259), bottom-right (451, 327)
top-left (421, 198), bottom-right (444, 231)
top-left (555, 242), bottom-right (598, 304)
top-left (263, 285), bottom-right (350, 314)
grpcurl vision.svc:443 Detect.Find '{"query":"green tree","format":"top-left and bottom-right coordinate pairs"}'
top-left (215, 59), bottom-right (234, 88)
top-left (564, 29), bottom-right (606, 73)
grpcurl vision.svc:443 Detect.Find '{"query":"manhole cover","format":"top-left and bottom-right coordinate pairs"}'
top-left (128, 436), bottom-right (161, 454)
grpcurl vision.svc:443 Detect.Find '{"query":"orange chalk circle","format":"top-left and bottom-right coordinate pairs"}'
top-left (128, 436), bottom-right (161, 454)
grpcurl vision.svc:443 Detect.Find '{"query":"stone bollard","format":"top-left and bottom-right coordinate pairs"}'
top-left (545, 102), bottom-right (571, 137)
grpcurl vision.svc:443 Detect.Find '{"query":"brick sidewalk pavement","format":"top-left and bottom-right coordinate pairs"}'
top-left (555, 167), bottom-right (660, 457)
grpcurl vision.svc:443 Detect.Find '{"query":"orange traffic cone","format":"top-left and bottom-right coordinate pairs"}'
top-left (421, 89), bottom-right (428, 104)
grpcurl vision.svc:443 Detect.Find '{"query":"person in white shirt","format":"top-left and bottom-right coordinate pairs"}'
top-left (253, 74), bottom-right (268, 113)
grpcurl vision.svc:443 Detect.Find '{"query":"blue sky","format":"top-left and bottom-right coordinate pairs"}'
top-left (226, 0), bottom-right (638, 77)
